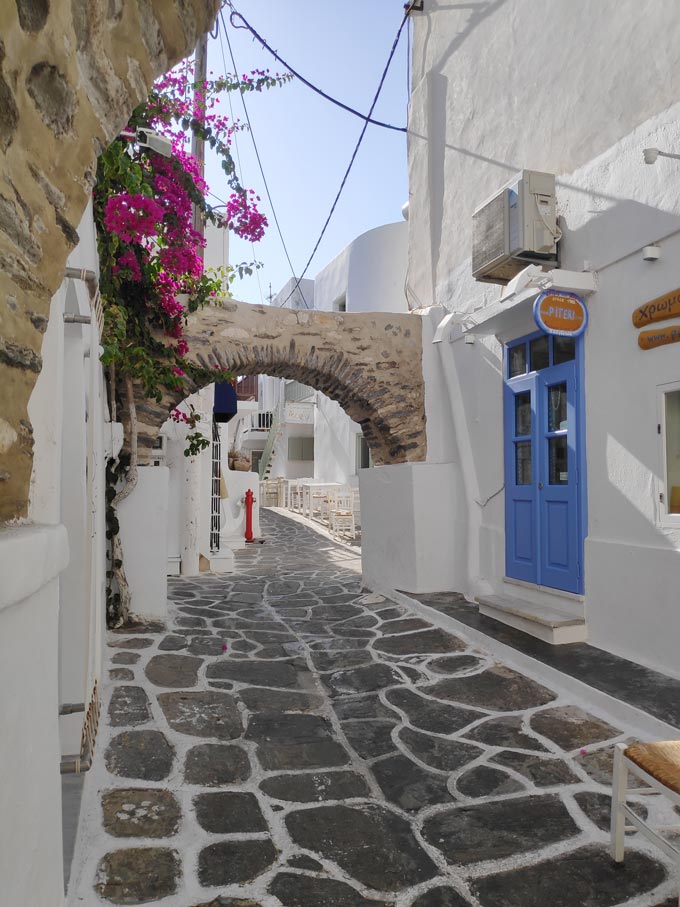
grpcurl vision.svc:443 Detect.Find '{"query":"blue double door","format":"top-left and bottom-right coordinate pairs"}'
top-left (504, 333), bottom-right (584, 594)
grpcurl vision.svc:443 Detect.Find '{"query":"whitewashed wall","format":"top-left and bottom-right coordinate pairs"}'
top-left (397, 0), bottom-right (680, 678)
top-left (0, 202), bottom-right (109, 904)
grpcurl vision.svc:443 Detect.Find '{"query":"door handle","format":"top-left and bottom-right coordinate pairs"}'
top-left (538, 482), bottom-right (544, 489)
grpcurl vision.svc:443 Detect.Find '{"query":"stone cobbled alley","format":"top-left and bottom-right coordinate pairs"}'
top-left (69, 510), bottom-right (677, 906)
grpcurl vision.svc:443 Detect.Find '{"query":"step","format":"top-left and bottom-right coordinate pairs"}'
top-left (476, 594), bottom-right (587, 645)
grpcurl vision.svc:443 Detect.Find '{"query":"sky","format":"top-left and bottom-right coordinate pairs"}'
top-left (204, 0), bottom-right (411, 306)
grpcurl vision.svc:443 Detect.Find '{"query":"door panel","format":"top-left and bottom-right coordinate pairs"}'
top-left (504, 374), bottom-right (538, 584)
top-left (504, 339), bottom-right (583, 594)
top-left (538, 360), bottom-right (580, 592)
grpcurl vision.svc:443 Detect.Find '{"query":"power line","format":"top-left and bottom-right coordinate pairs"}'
top-left (225, 2), bottom-right (407, 134)
top-left (219, 8), bottom-right (310, 308)
top-left (279, 9), bottom-right (410, 308)
top-left (215, 25), bottom-right (265, 305)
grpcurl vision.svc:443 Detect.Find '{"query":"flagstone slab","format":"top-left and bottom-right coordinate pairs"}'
top-left (311, 604), bottom-right (364, 621)
top-left (310, 637), bottom-right (372, 651)
top-left (491, 750), bottom-right (580, 787)
top-left (144, 654), bottom-right (202, 688)
top-left (371, 754), bottom-right (454, 811)
top-left (286, 803), bottom-right (438, 891)
top-left (427, 655), bottom-right (486, 675)
top-left (574, 741), bottom-right (645, 787)
top-left (158, 635), bottom-right (188, 651)
top-left (198, 839), bottom-right (278, 887)
top-left (110, 668), bottom-right (135, 681)
top-left (178, 607), bottom-right (218, 619)
top-left (386, 689), bottom-right (484, 734)
top-left (398, 727), bottom-right (483, 772)
top-left (332, 627), bottom-right (377, 639)
top-left (333, 694), bottom-right (399, 721)
top-left (238, 687), bottom-right (324, 712)
top-left (411, 887), bottom-right (472, 907)
top-left (455, 765), bottom-right (525, 798)
top-left (463, 715), bottom-right (548, 752)
top-left (187, 636), bottom-right (227, 656)
top-left (176, 616), bottom-right (207, 629)
top-left (260, 770), bottom-right (370, 802)
top-left (206, 659), bottom-right (306, 688)
top-left (381, 618), bottom-right (433, 635)
top-left (108, 686), bottom-right (151, 727)
top-left (269, 872), bottom-right (392, 907)
top-left (246, 712), bottom-right (351, 770)
top-left (422, 795), bottom-right (579, 865)
top-left (108, 637), bottom-right (153, 649)
top-left (95, 847), bottom-right (180, 903)
top-left (530, 706), bottom-right (620, 751)
top-left (423, 665), bottom-right (556, 712)
top-left (342, 720), bottom-right (399, 759)
top-left (184, 743), bottom-right (251, 786)
top-left (573, 791), bottom-right (647, 833)
top-left (374, 629), bottom-right (467, 656)
top-left (471, 845), bottom-right (667, 907)
top-left (310, 650), bottom-right (374, 672)
top-left (112, 651), bottom-right (141, 665)
top-left (105, 731), bottom-right (174, 781)
top-left (193, 791), bottom-right (268, 833)
top-left (157, 691), bottom-right (242, 739)
top-left (325, 663), bottom-right (404, 695)
top-left (102, 788), bottom-right (181, 838)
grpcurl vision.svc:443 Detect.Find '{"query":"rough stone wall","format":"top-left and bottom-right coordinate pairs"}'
top-left (138, 300), bottom-right (428, 467)
top-left (0, 0), bottom-right (219, 522)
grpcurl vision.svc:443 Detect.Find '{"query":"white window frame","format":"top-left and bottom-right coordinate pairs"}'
top-left (656, 379), bottom-right (680, 526)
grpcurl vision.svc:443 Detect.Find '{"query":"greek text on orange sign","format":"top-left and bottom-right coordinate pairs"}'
top-left (632, 288), bottom-right (680, 328)
top-left (533, 291), bottom-right (587, 337)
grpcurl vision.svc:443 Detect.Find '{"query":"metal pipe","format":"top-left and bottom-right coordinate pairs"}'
top-left (59, 702), bottom-right (85, 715)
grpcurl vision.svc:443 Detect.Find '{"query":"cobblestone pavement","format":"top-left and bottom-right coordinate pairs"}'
top-left (69, 510), bottom-right (678, 907)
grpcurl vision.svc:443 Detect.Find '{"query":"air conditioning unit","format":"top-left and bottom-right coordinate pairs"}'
top-left (472, 170), bottom-right (559, 285)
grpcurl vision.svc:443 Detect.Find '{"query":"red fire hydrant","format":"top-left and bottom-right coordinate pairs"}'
top-left (244, 489), bottom-right (255, 543)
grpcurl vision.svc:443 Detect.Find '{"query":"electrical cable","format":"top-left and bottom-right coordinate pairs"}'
top-left (216, 27), bottom-right (265, 305)
top-left (279, 9), bottom-right (410, 308)
top-left (225, 1), bottom-right (407, 134)
top-left (218, 8), bottom-right (309, 308)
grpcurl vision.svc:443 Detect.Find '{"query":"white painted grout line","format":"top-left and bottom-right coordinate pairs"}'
top-left (379, 585), bottom-right (680, 742)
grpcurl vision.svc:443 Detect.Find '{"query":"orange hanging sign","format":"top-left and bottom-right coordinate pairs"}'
top-left (638, 325), bottom-right (680, 351)
top-left (632, 287), bottom-right (680, 328)
top-left (533, 291), bottom-right (588, 337)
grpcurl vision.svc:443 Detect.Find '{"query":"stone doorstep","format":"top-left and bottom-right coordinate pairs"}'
top-left (476, 595), bottom-right (588, 645)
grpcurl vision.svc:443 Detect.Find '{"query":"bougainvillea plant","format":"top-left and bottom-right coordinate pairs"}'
top-left (95, 61), bottom-right (289, 401)
top-left (98, 59), bottom-right (290, 625)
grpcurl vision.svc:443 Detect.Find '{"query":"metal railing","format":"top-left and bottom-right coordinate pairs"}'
top-left (258, 405), bottom-right (281, 480)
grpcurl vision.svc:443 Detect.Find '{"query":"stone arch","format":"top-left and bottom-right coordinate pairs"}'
top-left (136, 300), bottom-right (427, 466)
top-left (0, 0), bottom-right (220, 521)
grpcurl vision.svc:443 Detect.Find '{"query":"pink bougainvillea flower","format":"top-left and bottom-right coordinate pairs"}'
top-left (171, 366), bottom-right (186, 377)
top-left (104, 193), bottom-right (165, 243)
top-left (225, 189), bottom-right (268, 243)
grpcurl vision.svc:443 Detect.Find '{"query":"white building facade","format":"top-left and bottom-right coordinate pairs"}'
top-left (361, 0), bottom-right (680, 679)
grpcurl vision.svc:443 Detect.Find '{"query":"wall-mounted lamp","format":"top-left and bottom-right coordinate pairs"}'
top-left (643, 148), bottom-right (680, 165)
top-left (642, 244), bottom-right (661, 262)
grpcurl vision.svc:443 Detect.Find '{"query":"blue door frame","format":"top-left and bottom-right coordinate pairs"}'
top-left (504, 332), bottom-right (586, 594)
